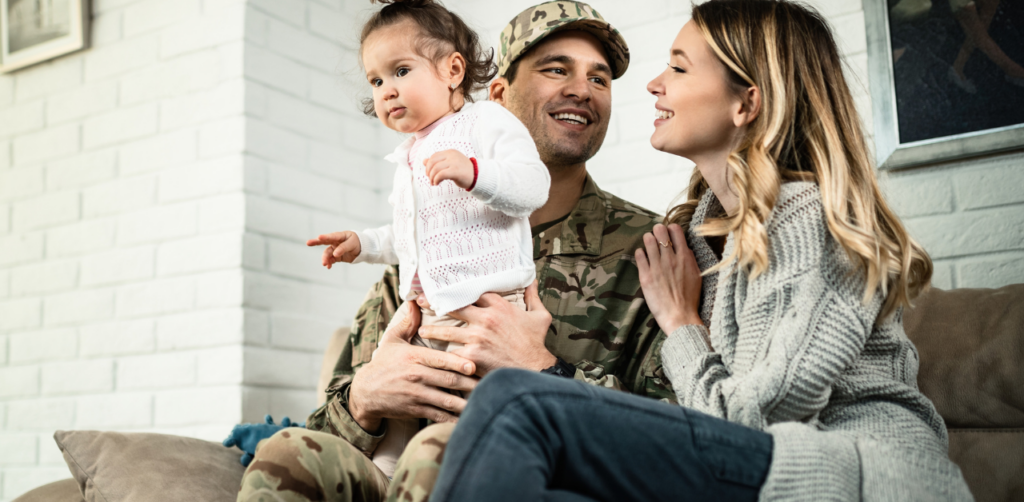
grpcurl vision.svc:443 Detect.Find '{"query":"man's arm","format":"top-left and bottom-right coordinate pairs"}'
top-left (305, 266), bottom-right (478, 456)
top-left (305, 266), bottom-right (403, 453)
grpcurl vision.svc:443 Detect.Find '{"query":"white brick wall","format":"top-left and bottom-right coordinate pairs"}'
top-left (2, 0), bottom-right (1021, 498)
top-left (0, 0), bottom-right (253, 497)
top-left (238, 0), bottom-right (390, 429)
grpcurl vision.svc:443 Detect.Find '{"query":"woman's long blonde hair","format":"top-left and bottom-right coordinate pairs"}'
top-left (666, 0), bottom-right (931, 319)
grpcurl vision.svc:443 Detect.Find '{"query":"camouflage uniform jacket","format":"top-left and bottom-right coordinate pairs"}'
top-left (306, 175), bottom-right (676, 455)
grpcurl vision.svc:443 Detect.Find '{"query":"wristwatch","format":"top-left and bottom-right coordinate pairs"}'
top-left (540, 357), bottom-right (576, 379)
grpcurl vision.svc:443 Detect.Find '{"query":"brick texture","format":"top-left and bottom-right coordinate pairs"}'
top-left (3, 0), bottom-right (1022, 498)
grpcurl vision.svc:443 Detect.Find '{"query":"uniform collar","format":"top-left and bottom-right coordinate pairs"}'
top-left (535, 174), bottom-right (606, 257)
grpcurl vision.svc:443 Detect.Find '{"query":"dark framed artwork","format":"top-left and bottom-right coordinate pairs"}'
top-left (866, 0), bottom-right (1024, 170)
top-left (1, 0), bottom-right (89, 73)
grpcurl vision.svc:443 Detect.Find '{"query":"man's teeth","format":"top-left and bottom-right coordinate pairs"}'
top-left (656, 109), bottom-right (675, 120)
top-left (553, 113), bottom-right (589, 125)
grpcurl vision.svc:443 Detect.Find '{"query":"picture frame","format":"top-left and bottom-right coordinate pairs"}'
top-left (864, 0), bottom-right (1024, 170)
top-left (1, 0), bottom-right (89, 74)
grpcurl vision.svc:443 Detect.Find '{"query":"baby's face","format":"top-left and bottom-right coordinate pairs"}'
top-left (363, 21), bottom-right (454, 134)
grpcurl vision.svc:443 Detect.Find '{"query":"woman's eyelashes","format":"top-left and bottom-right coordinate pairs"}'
top-left (669, 63), bottom-right (686, 73)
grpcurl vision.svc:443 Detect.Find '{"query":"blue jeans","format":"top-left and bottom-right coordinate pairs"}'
top-left (432, 369), bottom-right (773, 502)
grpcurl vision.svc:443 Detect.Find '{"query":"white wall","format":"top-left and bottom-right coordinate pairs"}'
top-left (1, 0), bottom-right (1021, 498)
top-left (0, 0), bottom-right (251, 498)
top-left (238, 0), bottom-right (390, 425)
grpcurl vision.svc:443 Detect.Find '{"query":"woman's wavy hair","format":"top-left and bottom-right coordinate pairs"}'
top-left (665, 0), bottom-right (932, 319)
top-left (360, 0), bottom-right (497, 116)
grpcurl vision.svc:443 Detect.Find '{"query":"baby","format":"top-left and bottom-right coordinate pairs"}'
top-left (306, 0), bottom-right (549, 478)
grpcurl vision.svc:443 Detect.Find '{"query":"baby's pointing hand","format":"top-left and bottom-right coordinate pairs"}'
top-left (424, 149), bottom-right (475, 189)
top-left (306, 231), bottom-right (362, 269)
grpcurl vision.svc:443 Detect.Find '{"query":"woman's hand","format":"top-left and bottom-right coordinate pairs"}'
top-left (635, 223), bottom-right (703, 334)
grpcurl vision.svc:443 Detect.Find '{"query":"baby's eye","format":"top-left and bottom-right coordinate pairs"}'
top-left (396, 67), bottom-right (410, 77)
top-left (370, 78), bottom-right (383, 87)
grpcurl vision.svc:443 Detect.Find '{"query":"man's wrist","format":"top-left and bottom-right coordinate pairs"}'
top-left (540, 357), bottom-right (576, 379)
top-left (531, 352), bottom-right (558, 372)
top-left (346, 389), bottom-right (383, 434)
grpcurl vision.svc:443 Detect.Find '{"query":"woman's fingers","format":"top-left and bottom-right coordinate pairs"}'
top-left (643, 232), bottom-right (662, 267)
top-left (635, 248), bottom-right (650, 284)
top-left (667, 224), bottom-right (688, 255)
top-left (651, 224), bottom-right (675, 265)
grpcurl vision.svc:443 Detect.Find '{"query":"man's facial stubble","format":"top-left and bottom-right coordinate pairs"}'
top-left (504, 81), bottom-right (610, 172)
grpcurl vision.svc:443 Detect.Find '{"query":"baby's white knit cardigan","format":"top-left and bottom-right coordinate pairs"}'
top-left (354, 101), bottom-right (550, 316)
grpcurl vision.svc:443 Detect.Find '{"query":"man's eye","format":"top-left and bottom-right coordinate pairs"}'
top-left (544, 68), bottom-right (566, 75)
top-left (397, 67), bottom-right (410, 77)
top-left (590, 77), bottom-right (607, 86)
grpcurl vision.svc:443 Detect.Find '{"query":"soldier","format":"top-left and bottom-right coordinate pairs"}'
top-left (236, 2), bottom-right (676, 501)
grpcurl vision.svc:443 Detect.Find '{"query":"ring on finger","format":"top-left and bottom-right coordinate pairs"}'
top-left (658, 240), bottom-right (672, 249)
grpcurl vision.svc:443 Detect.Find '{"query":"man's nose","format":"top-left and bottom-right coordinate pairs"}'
top-left (562, 73), bottom-right (592, 101)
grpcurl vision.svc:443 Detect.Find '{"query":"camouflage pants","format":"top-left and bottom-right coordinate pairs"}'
top-left (237, 423), bottom-right (455, 502)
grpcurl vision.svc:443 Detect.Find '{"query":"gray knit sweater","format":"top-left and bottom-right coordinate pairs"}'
top-left (660, 182), bottom-right (973, 501)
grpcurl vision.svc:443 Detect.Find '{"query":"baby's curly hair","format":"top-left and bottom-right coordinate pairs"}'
top-left (360, 0), bottom-right (497, 117)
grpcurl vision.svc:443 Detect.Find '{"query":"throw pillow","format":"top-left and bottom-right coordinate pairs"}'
top-left (54, 430), bottom-right (246, 502)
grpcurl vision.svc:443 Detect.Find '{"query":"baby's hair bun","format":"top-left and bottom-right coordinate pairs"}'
top-left (370, 0), bottom-right (434, 5)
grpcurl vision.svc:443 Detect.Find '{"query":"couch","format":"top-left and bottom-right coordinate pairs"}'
top-left (13, 285), bottom-right (1024, 502)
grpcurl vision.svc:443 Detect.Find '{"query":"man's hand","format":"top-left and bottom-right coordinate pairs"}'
top-left (419, 281), bottom-right (556, 376)
top-left (424, 149), bottom-right (475, 188)
top-left (306, 231), bottom-right (361, 269)
top-left (348, 302), bottom-right (479, 433)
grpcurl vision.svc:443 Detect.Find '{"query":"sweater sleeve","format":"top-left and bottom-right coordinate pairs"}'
top-left (468, 101), bottom-right (551, 218)
top-left (660, 193), bottom-right (881, 430)
top-left (352, 225), bottom-right (400, 265)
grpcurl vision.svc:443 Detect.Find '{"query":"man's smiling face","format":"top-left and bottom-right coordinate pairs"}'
top-left (502, 31), bottom-right (613, 170)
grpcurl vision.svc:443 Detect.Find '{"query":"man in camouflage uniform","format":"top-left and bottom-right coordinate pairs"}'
top-left (237, 2), bottom-right (674, 501)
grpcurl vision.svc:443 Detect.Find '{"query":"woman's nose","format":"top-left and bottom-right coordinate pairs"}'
top-left (647, 73), bottom-right (664, 96)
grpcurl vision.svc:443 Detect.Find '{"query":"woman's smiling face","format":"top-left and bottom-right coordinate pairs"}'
top-left (647, 21), bottom-right (746, 160)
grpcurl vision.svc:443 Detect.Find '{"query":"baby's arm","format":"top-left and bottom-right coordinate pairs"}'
top-left (306, 225), bottom-right (400, 268)
top-left (306, 231), bottom-right (362, 269)
top-left (470, 102), bottom-right (550, 218)
top-left (424, 102), bottom-right (549, 218)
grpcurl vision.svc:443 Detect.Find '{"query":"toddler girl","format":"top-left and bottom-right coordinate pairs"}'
top-left (306, 0), bottom-right (549, 478)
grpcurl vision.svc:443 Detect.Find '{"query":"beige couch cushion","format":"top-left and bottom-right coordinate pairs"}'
top-left (11, 478), bottom-right (84, 502)
top-left (903, 285), bottom-right (1024, 428)
top-left (54, 430), bottom-right (245, 502)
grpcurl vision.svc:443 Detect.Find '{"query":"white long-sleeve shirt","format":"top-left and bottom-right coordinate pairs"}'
top-left (353, 101), bottom-right (550, 316)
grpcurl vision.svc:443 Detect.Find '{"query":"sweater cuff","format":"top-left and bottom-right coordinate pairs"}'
top-left (351, 230), bottom-right (376, 265)
top-left (660, 324), bottom-right (712, 370)
top-left (468, 158), bottom-right (499, 203)
top-left (327, 382), bottom-right (387, 456)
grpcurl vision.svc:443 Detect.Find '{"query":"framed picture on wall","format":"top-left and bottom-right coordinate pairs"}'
top-left (1, 0), bottom-right (89, 74)
top-left (865, 0), bottom-right (1024, 170)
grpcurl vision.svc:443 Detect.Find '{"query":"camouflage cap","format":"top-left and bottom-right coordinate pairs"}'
top-left (497, 1), bottom-right (630, 80)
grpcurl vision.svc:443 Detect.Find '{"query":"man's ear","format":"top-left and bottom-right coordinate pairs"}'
top-left (446, 52), bottom-right (467, 86)
top-left (733, 85), bottom-right (761, 128)
top-left (490, 77), bottom-right (510, 105)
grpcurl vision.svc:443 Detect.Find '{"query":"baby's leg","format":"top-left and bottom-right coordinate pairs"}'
top-left (371, 302), bottom-right (464, 478)
top-left (371, 301), bottom-right (428, 479)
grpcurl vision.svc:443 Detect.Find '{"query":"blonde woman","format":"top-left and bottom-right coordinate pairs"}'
top-left (429, 1), bottom-right (974, 501)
